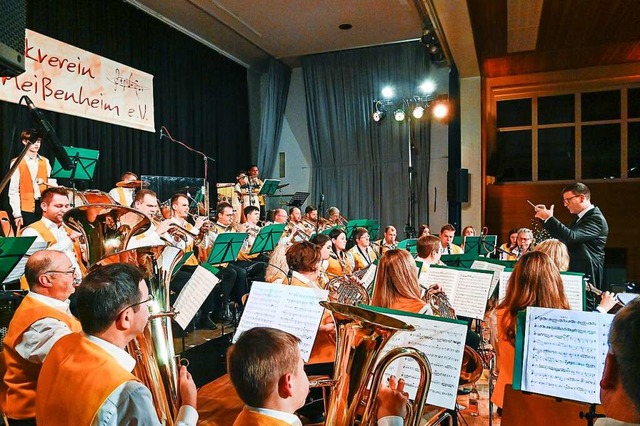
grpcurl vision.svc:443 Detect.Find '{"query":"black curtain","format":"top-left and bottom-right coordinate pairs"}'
top-left (0, 0), bottom-right (250, 210)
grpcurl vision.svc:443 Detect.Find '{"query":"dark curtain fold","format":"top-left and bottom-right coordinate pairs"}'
top-left (1, 0), bottom-right (250, 210)
top-left (257, 58), bottom-right (291, 178)
top-left (302, 42), bottom-right (433, 236)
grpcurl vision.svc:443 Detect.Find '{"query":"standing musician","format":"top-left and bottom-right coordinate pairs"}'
top-left (247, 164), bottom-right (265, 219)
top-left (108, 171), bottom-right (138, 207)
top-left (2, 250), bottom-right (82, 426)
top-left (534, 182), bottom-right (609, 290)
top-left (438, 224), bottom-right (464, 255)
top-left (326, 228), bottom-right (354, 278)
top-left (127, 189), bottom-right (175, 249)
top-left (8, 129), bottom-right (53, 229)
top-left (35, 263), bottom-right (198, 425)
top-left (348, 227), bottom-right (377, 272)
top-left (372, 225), bottom-right (398, 258)
top-left (20, 188), bottom-right (84, 280)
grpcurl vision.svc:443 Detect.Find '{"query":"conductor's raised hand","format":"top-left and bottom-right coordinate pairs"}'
top-left (534, 204), bottom-right (554, 221)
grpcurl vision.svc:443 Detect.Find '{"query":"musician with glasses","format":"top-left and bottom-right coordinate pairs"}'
top-left (510, 228), bottom-right (534, 259)
top-left (348, 227), bottom-right (377, 272)
top-left (2, 250), bottom-right (82, 426)
top-left (35, 263), bottom-right (198, 426)
top-left (228, 327), bottom-right (407, 426)
top-left (534, 182), bottom-right (608, 290)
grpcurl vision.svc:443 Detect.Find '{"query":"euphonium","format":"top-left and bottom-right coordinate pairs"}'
top-left (63, 204), bottom-right (150, 266)
top-left (317, 301), bottom-right (432, 426)
top-left (96, 245), bottom-right (184, 425)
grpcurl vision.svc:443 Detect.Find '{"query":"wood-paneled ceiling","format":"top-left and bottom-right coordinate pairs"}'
top-left (467, 0), bottom-right (640, 78)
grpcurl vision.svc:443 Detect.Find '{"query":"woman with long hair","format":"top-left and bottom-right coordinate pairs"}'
top-left (310, 233), bottom-right (332, 288)
top-left (326, 228), bottom-right (354, 278)
top-left (492, 251), bottom-right (570, 409)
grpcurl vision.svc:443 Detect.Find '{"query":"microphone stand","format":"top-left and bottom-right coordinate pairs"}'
top-left (160, 126), bottom-right (216, 214)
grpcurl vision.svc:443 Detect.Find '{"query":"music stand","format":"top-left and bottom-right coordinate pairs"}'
top-left (463, 235), bottom-right (498, 256)
top-left (206, 233), bottom-right (249, 266)
top-left (364, 219), bottom-right (380, 239)
top-left (286, 192), bottom-right (310, 208)
top-left (249, 224), bottom-right (286, 255)
top-left (345, 219), bottom-right (367, 239)
top-left (0, 237), bottom-right (36, 287)
top-left (171, 251), bottom-right (195, 278)
top-left (51, 147), bottom-right (100, 206)
top-left (320, 225), bottom-right (340, 235)
top-left (397, 238), bottom-right (417, 255)
top-left (258, 179), bottom-right (280, 196)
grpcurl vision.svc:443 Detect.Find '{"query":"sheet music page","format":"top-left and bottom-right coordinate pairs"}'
top-left (378, 312), bottom-right (467, 409)
top-left (450, 270), bottom-right (493, 319)
top-left (498, 270), bottom-right (513, 303)
top-left (521, 307), bottom-right (614, 404)
top-left (233, 281), bottom-right (328, 362)
top-left (3, 241), bottom-right (48, 283)
top-left (560, 273), bottom-right (584, 310)
top-left (173, 266), bottom-right (220, 329)
top-left (471, 260), bottom-right (505, 298)
top-left (360, 264), bottom-right (377, 290)
top-left (420, 266), bottom-right (458, 298)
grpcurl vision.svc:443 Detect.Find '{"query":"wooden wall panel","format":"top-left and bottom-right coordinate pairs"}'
top-left (486, 182), bottom-right (640, 284)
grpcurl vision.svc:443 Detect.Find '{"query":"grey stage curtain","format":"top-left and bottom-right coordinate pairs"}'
top-left (257, 58), bottom-right (291, 178)
top-left (302, 42), bottom-right (433, 238)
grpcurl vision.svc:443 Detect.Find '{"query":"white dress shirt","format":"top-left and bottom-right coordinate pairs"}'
top-left (8, 154), bottom-right (52, 216)
top-left (21, 217), bottom-right (81, 272)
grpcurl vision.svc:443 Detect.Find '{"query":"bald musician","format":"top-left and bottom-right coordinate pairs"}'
top-left (2, 250), bottom-right (81, 426)
top-left (35, 263), bottom-right (198, 425)
top-left (272, 208), bottom-right (288, 225)
top-left (228, 327), bottom-right (407, 426)
top-left (108, 171), bottom-right (138, 207)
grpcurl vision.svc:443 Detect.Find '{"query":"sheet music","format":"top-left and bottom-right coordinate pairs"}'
top-left (499, 270), bottom-right (584, 311)
top-left (422, 266), bottom-right (493, 319)
top-left (377, 312), bottom-right (467, 409)
top-left (470, 260), bottom-right (505, 298)
top-left (233, 281), bottom-right (328, 362)
top-left (173, 265), bottom-right (220, 329)
top-left (521, 307), bottom-right (613, 404)
top-left (2, 241), bottom-right (48, 284)
top-left (360, 264), bottom-right (377, 290)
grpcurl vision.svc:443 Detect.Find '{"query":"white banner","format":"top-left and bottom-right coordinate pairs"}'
top-left (0, 29), bottom-right (155, 132)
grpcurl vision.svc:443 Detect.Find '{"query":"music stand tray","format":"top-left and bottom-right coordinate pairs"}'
top-left (0, 237), bottom-right (37, 285)
top-left (171, 251), bottom-right (195, 278)
top-left (206, 233), bottom-right (249, 266)
top-left (345, 219), bottom-right (367, 239)
top-left (258, 179), bottom-right (280, 196)
top-left (286, 192), bottom-right (310, 208)
top-left (51, 146), bottom-right (100, 181)
top-left (319, 225), bottom-right (340, 235)
top-left (463, 235), bottom-right (498, 255)
top-left (249, 224), bottom-right (286, 255)
top-left (364, 219), bottom-right (380, 239)
top-left (397, 238), bottom-right (417, 255)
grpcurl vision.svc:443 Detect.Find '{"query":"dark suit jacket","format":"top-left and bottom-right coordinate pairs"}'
top-left (543, 206), bottom-right (608, 288)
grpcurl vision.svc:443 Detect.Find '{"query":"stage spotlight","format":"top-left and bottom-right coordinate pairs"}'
top-left (419, 80), bottom-right (436, 94)
top-left (394, 108), bottom-right (406, 122)
top-left (372, 110), bottom-right (385, 122)
top-left (381, 86), bottom-right (394, 99)
top-left (412, 106), bottom-right (425, 119)
top-left (432, 100), bottom-right (449, 120)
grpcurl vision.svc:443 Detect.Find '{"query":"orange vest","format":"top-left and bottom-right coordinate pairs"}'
top-left (233, 407), bottom-right (294, 426)
top-left (16, 157), bottom-right (48, 213)
top-left (36, 333), bottom-right (138, 426)
top-left (2, 296), bottom-right (81, 419)
top-left (20, 220), bottom-right (86, 277)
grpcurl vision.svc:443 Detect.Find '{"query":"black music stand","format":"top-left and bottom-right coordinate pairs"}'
top-left (206, 233), bottom-right (249, 266)
top-left (0, 237), bottom-right (36, 288)
top-left (249, 224), bottom-right (286, 255)
top-left (286, 192), bottom-right (310, 208)
top-left (397, 238), bottom-right (417, 255)
top-left (51, 146), bottom-right (100, 206)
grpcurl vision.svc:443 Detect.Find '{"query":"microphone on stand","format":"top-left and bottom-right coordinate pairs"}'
top-left (23, 96), bottom-right (74, 170)
top-left (159, 128), bottom-right (165, 140)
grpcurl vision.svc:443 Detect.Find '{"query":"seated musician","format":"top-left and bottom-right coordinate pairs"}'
top-left (438, 224), bottom-right (464, 255)
top-left (596, 298), bottom-right (640, 426)
top-left (20, 187), bottom-right (84, 281)
top-left (272, 208), bottom-right (288, 225)
top-left (418, 224), bottom-right (430, 238)
top-left (372, 226), bottom-right (398, 258)
top-left (127, 189), bottom-right (175, 249)
top-left (228, 327), bottom-right (407, 426)
top-left (491, 251), bottom-right (570, 410)
top-left (510, 227), bottom-right (534, 259)
top-left (415, 235), bottom-right (445, 274)
top-left (236, 205), bottom-right (266, 283)
top-left (284, 207), bottom-right (310, 241)
top-left (108, 171), bottom-right (138, 207)
top-left (498, 228), bottom-right (518, 261)
top-left (326, 206), bottom-right (344, 227)
top-left (309, 234), bottom-right (332, 288)
top-left (347, 227), bottom-right (377, 272)
top-left (326, 228), bottom-right (354, 278)
top-left (2, 250), bottom-right (81, 426)
top-left (35, 263), bottom-right (198, 426)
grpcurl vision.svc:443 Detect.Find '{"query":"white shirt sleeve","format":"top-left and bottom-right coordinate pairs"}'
top-left (14, 317), bottom-right (73, 363)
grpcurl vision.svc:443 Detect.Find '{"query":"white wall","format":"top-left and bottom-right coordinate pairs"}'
top-left (460, 76), bottom-right (482, 231)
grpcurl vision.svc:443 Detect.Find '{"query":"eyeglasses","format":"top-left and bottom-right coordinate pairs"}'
top-left (43, 268), bottom-right (76, 277)
top-left (116, 295), bottom-right (153, 318)
top-left (562, 194), bottom-right (581, 205)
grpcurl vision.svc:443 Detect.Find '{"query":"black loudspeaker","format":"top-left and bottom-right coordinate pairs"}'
top-left (0, 0), bottom-right (26, 77)
top-left (447, 168), bottom-right (469, 203)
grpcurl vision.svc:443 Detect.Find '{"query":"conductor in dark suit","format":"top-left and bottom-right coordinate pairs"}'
top-left (534, 182), bottom-right (608, 289)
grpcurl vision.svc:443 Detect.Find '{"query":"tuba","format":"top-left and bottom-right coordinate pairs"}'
top-left (96, 245), bottom-right (184, 425)
top-left (63, 204), bottom-right (150, 266)
top-left (316, 301), bottom-right (432, 426)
